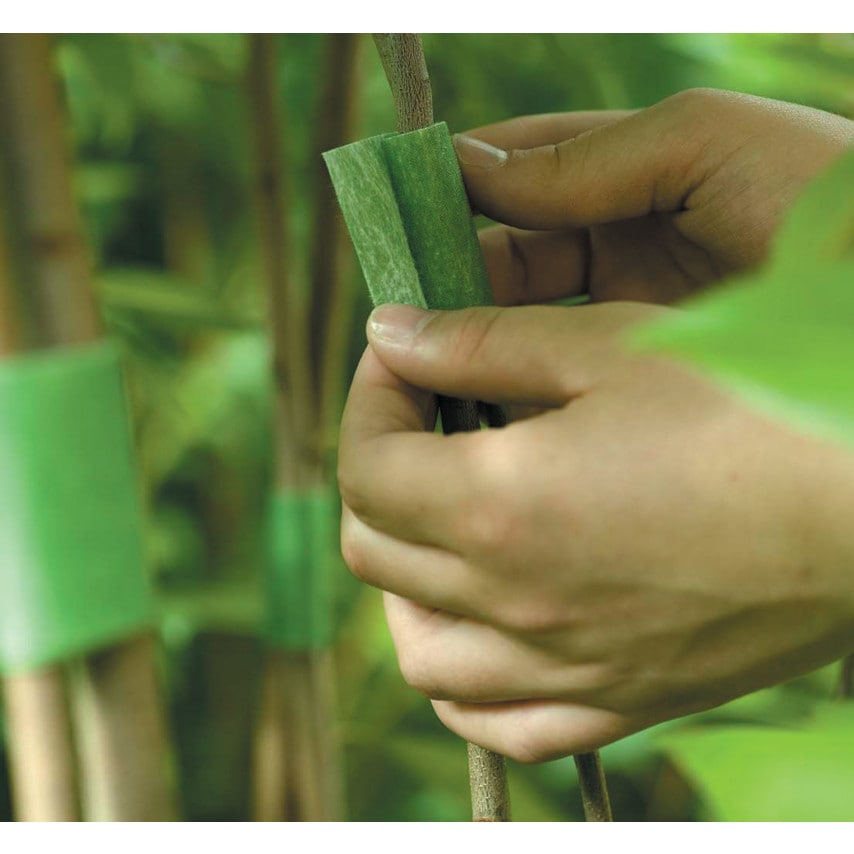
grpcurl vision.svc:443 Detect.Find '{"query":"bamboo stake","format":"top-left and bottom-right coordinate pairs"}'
top-left (373, 34), bottom-right (433, 134)
top-left (372, 32), bottom-right (512, 823)
top-left (372, 34), bottom-right (613, 823)
top-left (574, 751), bottom-right (613, 821)
top-left (467, 742), bottom-right (510, 822)
top-left (0, 33), bottom-right (176, 821)
top-left (247, 33), bottom-right (344, 822)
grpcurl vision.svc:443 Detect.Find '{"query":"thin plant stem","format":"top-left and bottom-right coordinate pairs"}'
top-left (574, 751), bottom-right (613, 821)
top-left (372, 35), bottom-right (433, 134)
top-left (0, 33), bottom-right (176, 821)
top-left (467, 742), bottom-right (511, 822)
top-left (372, 34), bottom-right (614, 822)
top-left (371, 34), bottom-right (512, 821)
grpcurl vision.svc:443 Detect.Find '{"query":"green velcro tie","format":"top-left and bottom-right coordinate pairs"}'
top-left (323, 122), bottom-right (493, 310)
top-left (0, 341), bottom-right (153, 674)
top-left (264, 488), bottom-right (337, 649)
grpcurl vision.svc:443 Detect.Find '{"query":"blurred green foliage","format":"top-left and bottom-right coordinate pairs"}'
top-left (1, 33), bottom-right (853, 822)
top-left (635, 149), bottom-right (854, 453)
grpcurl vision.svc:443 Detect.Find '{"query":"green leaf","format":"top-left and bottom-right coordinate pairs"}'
top-left (660, 703), bottom-right (854, 821)
top-left (633, 149), bottom-right (854, 450)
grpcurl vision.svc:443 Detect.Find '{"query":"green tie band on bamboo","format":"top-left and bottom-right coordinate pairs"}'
top-left (0, 341), bottom-right (153, 673)
top-left (323, 122), bottom-right (493, 310)
top-left (264, 488), bottom-right (337, 649)
top-left (326, 121), bottom-right (512, 822)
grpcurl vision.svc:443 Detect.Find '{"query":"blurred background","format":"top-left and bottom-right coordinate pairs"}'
top-left (1, 33), bottom-right (853, 822)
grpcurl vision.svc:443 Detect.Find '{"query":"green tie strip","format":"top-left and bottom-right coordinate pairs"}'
top-left (0, 341), bottom-right (153, 673)
top-left (323, 122), bottom-right (493, 310)
top-left (264, 488), bottom-right (337, 649)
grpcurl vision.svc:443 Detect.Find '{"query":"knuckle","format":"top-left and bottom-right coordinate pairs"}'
top-left (451, 433), bottom-right (519, 554)
top-left (458, 496), bottom-right (511, 555)
top-left (665, 86), bottom-right (728, 114)
top-left (496, 598), bottom-right (567, 636)
top-left (501, 729), bottom-right (558, 765)
top-left (336, 460), bottom-right (358, 513)
top-left (397, 647), bottom-right (441, 697)
top-left (339, 517), bottom-right (371, 584)
top-left (337, 457), bottom-right (370, 521)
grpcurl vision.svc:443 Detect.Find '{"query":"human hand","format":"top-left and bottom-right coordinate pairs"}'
top-left (338, 302), bottom-right (854, 761)
top-left (454, 89), bottom-right (853, 307)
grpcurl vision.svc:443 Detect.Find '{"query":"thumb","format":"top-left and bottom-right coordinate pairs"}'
top-left (453, 94), bottom-right (704, 230)
top-left (366, 302), bottom-right (652, 407)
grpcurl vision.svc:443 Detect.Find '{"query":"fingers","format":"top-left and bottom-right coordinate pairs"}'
top-left (464, 110), bottom-right (635, 152)
top-left (479, 225), bottom-right (591, 307)
top-left (384, 594), bottom-right (613, 705)
top-left (432, 699), bottom-right (636, 763)
top-left (454, 95), bottom-right (706, 231)
top-left (366, 302), bottom-right (657, 406)
top-left (341, 509), bottom-right (479, 612)
top-left (338, 345), bottom-right (515, 547)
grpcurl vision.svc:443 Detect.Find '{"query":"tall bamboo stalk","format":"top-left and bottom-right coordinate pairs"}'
top-left (70, 636), bottom-right (176, 820)
top-left (247, 33), bottom-right (353, 822)
top-left (2, 668), bottom-right (81, 821)
top-left (0, 33), bottom-right (176, 821)
top-left (0, 155), bottom-right (81, 822)
top-left (307, 34), bottom-right (362, 440)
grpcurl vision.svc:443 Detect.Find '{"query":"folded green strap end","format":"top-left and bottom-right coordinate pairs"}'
top-left (323, 122), bottom-right (493, 312)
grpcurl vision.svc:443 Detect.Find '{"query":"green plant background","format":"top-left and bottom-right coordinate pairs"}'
top-left (1, 34), bottom-right (853, 821)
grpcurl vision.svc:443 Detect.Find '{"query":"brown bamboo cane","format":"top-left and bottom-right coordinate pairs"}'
top-left (0, 33), bottom-right (176, 821)
top-left (308, 34), bottom-right (363, 442)
top-left (0, 156), bottom-right (82, 822)
top-left (2, 668), bottom-right (81, 821)
top-left (0, 37), bottom-right (83, 824)
top-left (247, 33), bottom-right (349, 822)
top-left (372, 33), bottom-right (614, 822)
top-left (303, 35), bottom-right (363, 823)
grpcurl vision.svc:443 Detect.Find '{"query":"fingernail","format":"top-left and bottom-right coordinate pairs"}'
top-left (453, 134), bottom-right (508, 169)
top-left (368, 304), bottom-right (437, 347)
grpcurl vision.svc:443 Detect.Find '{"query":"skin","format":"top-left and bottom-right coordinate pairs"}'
top-left (337, 89), bottom-right (854, 763)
